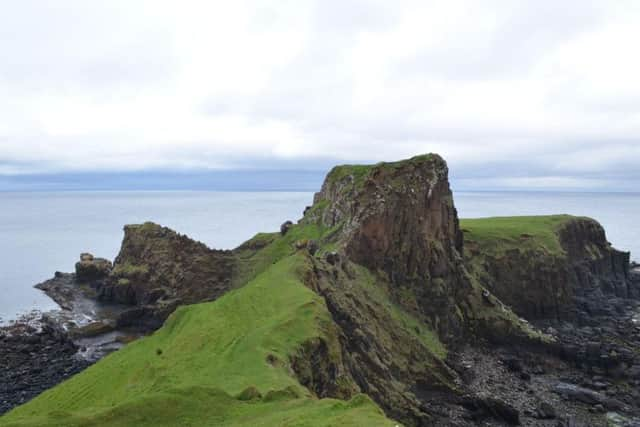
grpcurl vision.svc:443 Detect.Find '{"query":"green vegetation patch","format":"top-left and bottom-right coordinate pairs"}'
top-left (460, 215), bottom-right (579, 257)
top-left (351, 264), bottom-right (448, 360)
top-left (233, 222), bottom-right (342, 287)
top-left (324, 154), bottom-right (439, 192)
top-left (2, 254), bottom-right (393, 427)
top-left (2, 387), bottom-right (389, 427)
top-left (112, 262), bottom-right (149, 277)
top-left (325, 164), bottom-right (372, 188)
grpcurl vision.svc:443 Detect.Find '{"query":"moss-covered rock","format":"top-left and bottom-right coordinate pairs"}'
top-left (236, 386), bottom-right (262, 401)
top-left (95, 222), bottom-right (236, 327)
top-left (75, 254), bottom-right (112, 282)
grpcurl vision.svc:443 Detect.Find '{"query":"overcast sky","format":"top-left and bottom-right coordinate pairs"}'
top-left (1, 1), bottom-right (639, 190)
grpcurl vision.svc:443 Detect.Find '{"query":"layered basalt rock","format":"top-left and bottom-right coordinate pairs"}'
top-left (75, 253), bottom-right (112, 282)
top-left (464, 216), bottom-right (636, 322)
top-left (306, 258), bottom-right (459, 426)
top-left (307, 155), bottom-right (471, 341)
top-left (96, 223), bottom-right (235, 327)
top-left (293, 155), bottom-right (549, 425)
top-left (559, 218), bottom-right (634, 300)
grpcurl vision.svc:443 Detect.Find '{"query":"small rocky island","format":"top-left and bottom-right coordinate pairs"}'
top-left (2, 154), bottom-right (640, 426)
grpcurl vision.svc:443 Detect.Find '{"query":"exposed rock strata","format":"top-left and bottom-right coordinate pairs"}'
top-left (66, 223), bottom-right (236, 329)
top-left (294, 155), bottom-right (553, 425)
top-left (75, 254), bottom-right (112, 282)
top-left (465, 217), bottom-right (634, 321)
top-left (106, 223), bottom-right (234, 304)
top-left (307, 155), bottom-right (478, 342)
top-left (307, 258), bottom-right (458, 425)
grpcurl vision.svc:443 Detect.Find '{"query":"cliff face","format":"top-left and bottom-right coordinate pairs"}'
top-left (307, 259), bottom-right (458, 424)
top-left (308, 155), bottom-right (469, 340)
top-left (463, 215), bottom-right (634, 321)
top-left (97, 223), bottom-right (235, 327)
top-left (558, 218), bottom-right (632, 299)
top-left (296, 155), bottom-right (549, 425)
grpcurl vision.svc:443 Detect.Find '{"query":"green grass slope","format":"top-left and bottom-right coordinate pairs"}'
top-left (460, 214), bottom-right (579, 257)
top-left (1, 254), bottom-right (394, 427)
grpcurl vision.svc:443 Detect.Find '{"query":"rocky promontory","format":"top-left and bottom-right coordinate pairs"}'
top-left (464, 215), bottom-right (635, 321)
top-left (34, 224), bottom-right (236, 332)
top-left (96, 223), bottom-right (235, 329)
top-left (4, 154), bottom-right (640, 426)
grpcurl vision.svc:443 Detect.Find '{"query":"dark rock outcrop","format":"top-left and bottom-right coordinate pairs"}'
top-left (307, 259), bottom-right (458, 425)
top-left (308, 155), bottom-right (470, 341)
top-left (75, 253), bottom-right (112, 282)
top-left (280, 220), bottom-right (293, 235)
top-left (296, 155), bottom-right (548, 425)
top-left (96, 223), bottom-right (236, 327)
top-left (465, 216), bottom-right (635, 321)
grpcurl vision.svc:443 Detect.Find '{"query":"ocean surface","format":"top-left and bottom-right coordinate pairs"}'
top-left (1, 191), bottom-right (638, 322)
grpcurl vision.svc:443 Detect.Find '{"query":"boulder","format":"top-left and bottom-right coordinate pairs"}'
top-left (552, 382), bottom-right (606, 405)
top-left (280, 220), bottom-right (293, 236)
top-left (552, 382), bottom-right (625, 410)
top-left (535, 400), bottom-right (557, 419)
top-left (463, 395), bottom-right (520, 425)
top-left (325, 251), bottom-right (340, 265)
top-left (70, 321), bottom-right (114, 338)
top-left (75, 254), bottom-right (112, 282)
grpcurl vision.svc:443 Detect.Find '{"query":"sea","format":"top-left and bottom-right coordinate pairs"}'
top-left (1, 190), bottom-right (638, 322)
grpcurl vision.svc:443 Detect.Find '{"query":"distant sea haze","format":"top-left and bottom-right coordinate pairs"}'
top-left (0, 171), bottom-right (326, 192)
top-left (0, 190), bottom-right (638, 322)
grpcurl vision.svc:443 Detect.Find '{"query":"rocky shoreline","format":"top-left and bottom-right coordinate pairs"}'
top-left (0, 258), bottom-right (147, 416)
top-left (444, 295), bottom-right (640, 426)
top-left (0, 313), bottom-right (90, 415)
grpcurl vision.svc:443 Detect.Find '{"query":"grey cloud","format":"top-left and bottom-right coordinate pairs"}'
top-left (0, 0), bottom-right (638, 192)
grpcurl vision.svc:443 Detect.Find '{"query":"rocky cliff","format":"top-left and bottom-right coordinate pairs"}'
top-left (85, 223), bottom-right (235, 328)
top-left (463, 215), bottom-right (635, 321)
top-left (284, 155), bottom-right (554, 425)
top-left (306, 155), bottom-right (468, 341)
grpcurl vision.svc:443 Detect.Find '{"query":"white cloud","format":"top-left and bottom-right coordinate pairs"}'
top-left (0, 0), bottom-right (638, 189)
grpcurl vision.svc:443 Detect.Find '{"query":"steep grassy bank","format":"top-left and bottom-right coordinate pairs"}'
top-left (2, 254), bottom-right (393, 426)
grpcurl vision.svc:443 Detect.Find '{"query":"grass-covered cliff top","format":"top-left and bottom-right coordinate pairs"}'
top-left (323, 153), bottom-right (444, 190)
top-left (3, 254), bottom-right (393, 426)
top-left (461, 214), bottom-right (589, 257)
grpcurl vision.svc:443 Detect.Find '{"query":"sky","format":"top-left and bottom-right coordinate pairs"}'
top-left (0, 0), bottom-right (639, 191)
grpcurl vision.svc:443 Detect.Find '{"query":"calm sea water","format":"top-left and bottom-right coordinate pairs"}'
top-left (1, 191), bottom-right (638, 321)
